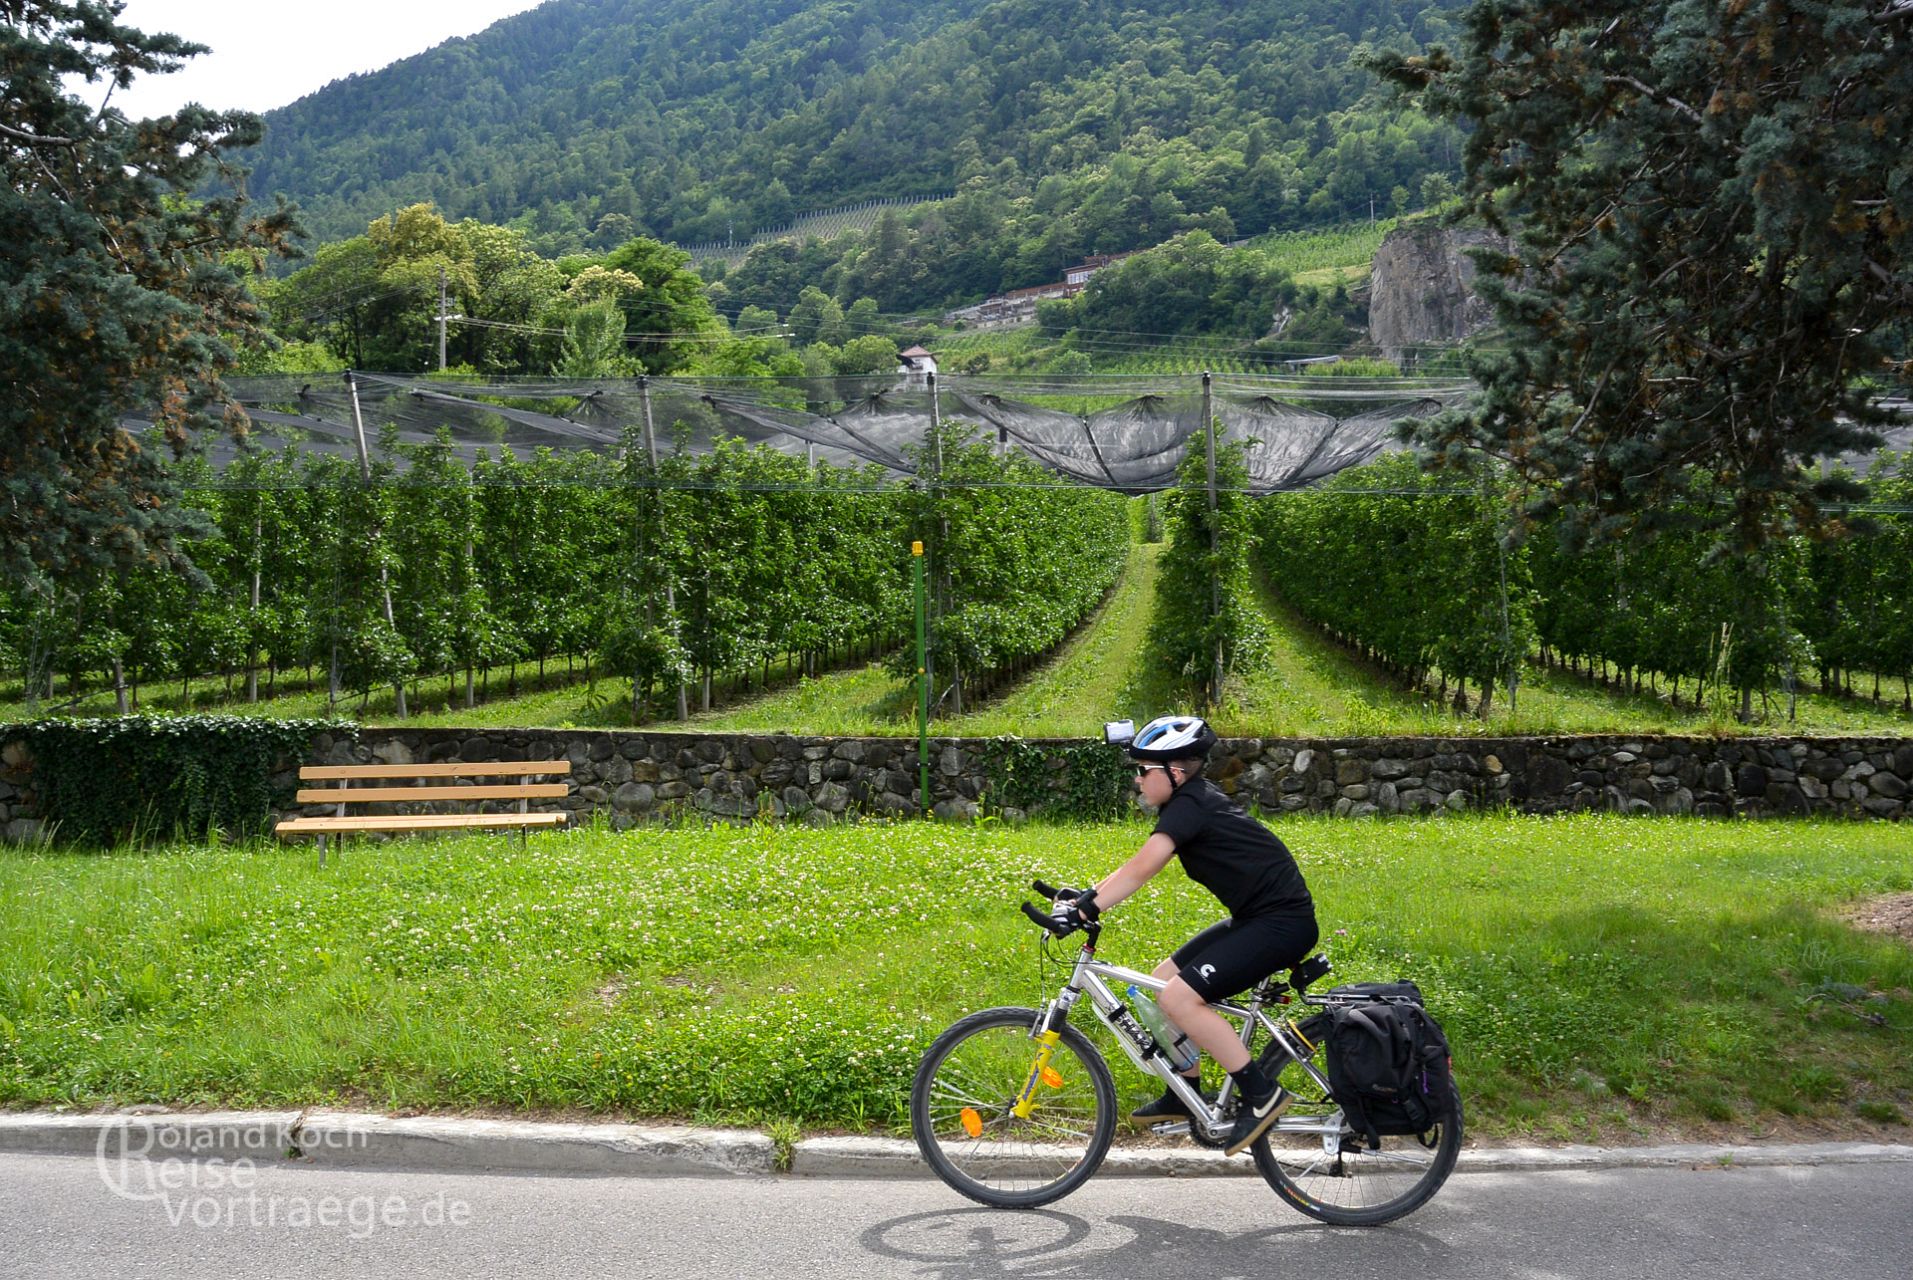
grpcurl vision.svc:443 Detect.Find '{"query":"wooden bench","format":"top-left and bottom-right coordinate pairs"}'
top-left (276, 761), bottom-right (573, 863)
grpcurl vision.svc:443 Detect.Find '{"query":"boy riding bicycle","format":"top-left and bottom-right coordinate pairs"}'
top-left (1051, 714), bottom-right (1319, 1156)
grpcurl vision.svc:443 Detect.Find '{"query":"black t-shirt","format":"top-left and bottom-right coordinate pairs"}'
top-left (1153, 777), bottom-right (1313, 919)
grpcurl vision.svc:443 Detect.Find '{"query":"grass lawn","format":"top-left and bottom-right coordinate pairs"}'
top-left (2, 813), bottom-right (1907, 1145)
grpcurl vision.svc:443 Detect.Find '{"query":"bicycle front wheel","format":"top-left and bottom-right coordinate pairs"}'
top-left (1251, 1041), bottom-right (1463, 1226)
top-left (910, 1006), bottom-right (1117, 1209)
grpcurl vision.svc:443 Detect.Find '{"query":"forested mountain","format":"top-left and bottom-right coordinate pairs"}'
top-left (247, 0), bottom-right (1468, 275)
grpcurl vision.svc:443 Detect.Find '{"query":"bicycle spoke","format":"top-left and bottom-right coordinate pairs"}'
top-left (1009, 1113), bottom-right (1096, 1142)
top-left (1356, 1147), bottom-right (1437, 1168)
top-left (912, 1010), bottom-right (1116, 1208)
top-left (1253, 1043), bottom-right (1462, 1225)
top-left (926, 1078), bottom-right (1009, 1112)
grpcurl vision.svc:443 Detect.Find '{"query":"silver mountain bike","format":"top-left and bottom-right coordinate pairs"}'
top-left (909, 880), bottom-right (1462, 1222)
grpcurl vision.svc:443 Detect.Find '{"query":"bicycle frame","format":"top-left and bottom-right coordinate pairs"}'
top-left (1029, 935), bottom-right (1345, 1144)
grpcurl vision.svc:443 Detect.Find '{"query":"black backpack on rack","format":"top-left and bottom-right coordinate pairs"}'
top-left (1319, 981), bottom-right (1456, 1149)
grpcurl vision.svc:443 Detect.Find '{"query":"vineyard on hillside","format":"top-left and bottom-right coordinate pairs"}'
top-left (1245, 217), bottom-right (1402, 280)
top-left (679, 196), bottom-right (951, 266)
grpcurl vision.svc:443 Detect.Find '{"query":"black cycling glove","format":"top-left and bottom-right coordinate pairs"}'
top-left (1050, 887), bottom-right (1100, 932)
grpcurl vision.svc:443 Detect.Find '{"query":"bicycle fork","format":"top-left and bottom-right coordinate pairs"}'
top-left (1011, 1030), bottom-right (1064, 1119)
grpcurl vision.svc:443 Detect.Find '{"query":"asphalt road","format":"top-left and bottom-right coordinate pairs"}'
top-left (0, 1151), bottom-right (1907, 1279)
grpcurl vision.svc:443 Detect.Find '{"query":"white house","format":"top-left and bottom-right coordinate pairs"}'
top-left (898, 345), bottom-right (938, 384)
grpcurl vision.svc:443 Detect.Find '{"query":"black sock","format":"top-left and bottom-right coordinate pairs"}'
top-left (1155, 1069), bottom-right (1200, 1099)
top-left (1229, 1062), bottom-right (1273, 1105)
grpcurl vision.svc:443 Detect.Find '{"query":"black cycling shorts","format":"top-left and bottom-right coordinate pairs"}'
top-left (1173, 912), bottom-right (1320, 1002)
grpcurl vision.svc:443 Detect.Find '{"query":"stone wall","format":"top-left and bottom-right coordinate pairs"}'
top-left (0, 738), bottom-right (31, 842)
top-left (1208, 735), bottom-right (1912, 820)
top-left (280, 728), bottom-right (990, 828)
top-left (3, 729), bottom-right (1908, 841)
top-left (284, 730), bottom-right (1908, 826)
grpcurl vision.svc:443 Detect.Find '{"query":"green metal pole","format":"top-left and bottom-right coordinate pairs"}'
top-left (914, 539), bottom-right (930, 813)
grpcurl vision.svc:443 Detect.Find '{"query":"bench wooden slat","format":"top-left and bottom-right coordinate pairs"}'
top-left (298, 761), bottom-right (572, 781)
top-left (281, 760), bottom-right (572, 855)
top-left (295, 783), bottom-right (570, 804)
top-left (276, 813), bottom-right (569, 834)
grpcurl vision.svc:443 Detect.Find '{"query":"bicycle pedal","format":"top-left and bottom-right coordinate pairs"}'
top-left (1149, 1120), bottom-right (1192, 1137)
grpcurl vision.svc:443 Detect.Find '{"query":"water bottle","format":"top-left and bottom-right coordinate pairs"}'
top-left (1127, 984), bottom-right (1198, 1072)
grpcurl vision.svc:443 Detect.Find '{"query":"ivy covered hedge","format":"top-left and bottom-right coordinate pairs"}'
top-left (3, 716), bottom-right (352, 846)
top-left (980, 736), bottom-right (1133, 821)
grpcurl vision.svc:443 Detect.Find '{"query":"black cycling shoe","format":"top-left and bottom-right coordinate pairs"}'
top-left (1130, 1085), bottom-right (1214, 1121)
top-left (1222, 1086), bottom-right (1291, 1156)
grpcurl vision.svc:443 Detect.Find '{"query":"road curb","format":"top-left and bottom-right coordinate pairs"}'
top-left (789, 1136), bottom-right (1257, 1178)
top-left (0, 1111), bottom-right (303, 1160)
top-left (0, 1111), bottom-right (771, 1178)
top-left (1457, 1141), bottom-right (1913, 1172)
top-left (292, 1112), bottom-right (774, 1177)
top-left (3, 1112), bottom-right (1907, 1180)
top-left (787, 1136), bottom-right (1913, 1178)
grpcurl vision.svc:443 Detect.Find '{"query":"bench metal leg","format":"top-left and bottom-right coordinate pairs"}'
top-left (317, 834), bottom-right (327, 868)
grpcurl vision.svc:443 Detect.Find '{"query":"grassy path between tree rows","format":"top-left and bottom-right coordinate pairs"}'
top-left (688, 539), bottom-right (1167, 737)
top-left (1, 814), bottom-right (1906, 1145)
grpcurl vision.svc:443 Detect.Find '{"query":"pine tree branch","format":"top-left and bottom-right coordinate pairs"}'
top-left (0, 121), bottom-right (78, 147)
top-left (1602, 76), bottom-right (1705, 126)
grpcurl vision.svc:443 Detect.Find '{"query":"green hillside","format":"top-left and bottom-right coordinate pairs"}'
top-left (245, 0), bottom-right (1469, 305)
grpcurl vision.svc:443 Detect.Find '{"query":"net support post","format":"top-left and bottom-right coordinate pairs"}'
top-left (638, 375), bottom-right (689, 721)
top-left (346, 372), bottom-right (408, 719)
top-left (1203, 370), bottom-right (1222, 703)
top-left (913, 539), bottom-right (930, 814)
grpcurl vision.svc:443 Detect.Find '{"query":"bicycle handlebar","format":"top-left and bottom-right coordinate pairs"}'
top-left (1020, 900), bottom-right (1070, 934)
top-left (1022, 879), bottom-right (1099, 939)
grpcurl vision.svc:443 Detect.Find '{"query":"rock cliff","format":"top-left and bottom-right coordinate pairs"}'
top-left (1367, 221), bottom-right (1505, 365)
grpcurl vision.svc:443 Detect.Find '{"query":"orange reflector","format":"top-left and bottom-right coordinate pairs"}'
top-left (960, 1108), bottom-right (983, 1138)
top-left (1040, 1066), bottom-right (1064, 1088)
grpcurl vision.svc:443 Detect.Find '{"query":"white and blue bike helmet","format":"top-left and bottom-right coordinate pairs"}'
top-left (1124, 714), bottom-right (1218, 764)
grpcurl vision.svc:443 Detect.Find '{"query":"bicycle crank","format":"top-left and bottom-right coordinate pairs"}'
top-left (1149, 1117), bottom-right (1231, 1150)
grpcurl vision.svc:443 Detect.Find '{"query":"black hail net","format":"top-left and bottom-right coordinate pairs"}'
top-left (153, 372), bottom-right (1475, 491)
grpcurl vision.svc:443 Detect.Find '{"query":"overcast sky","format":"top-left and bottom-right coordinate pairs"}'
top-left (84, 1), bottom-right (547, 120)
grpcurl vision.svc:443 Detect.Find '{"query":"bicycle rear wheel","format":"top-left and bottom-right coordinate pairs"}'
top-left (1250, 1038), bottom-right (1462, 1226)
top-left (910, 1006), bottom-right (1116, 1209)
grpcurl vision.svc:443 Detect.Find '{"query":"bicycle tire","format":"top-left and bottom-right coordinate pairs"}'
top-left (1250, 1039), bottom-right (1463, 1226)
top-left (910, 1006), bottom-right (1117, 1209)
